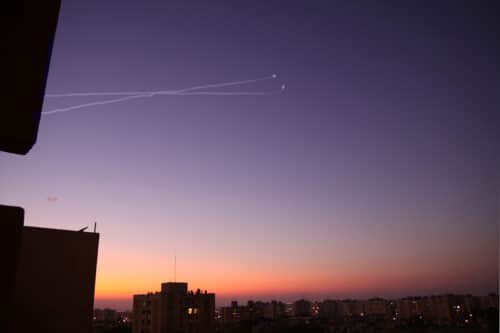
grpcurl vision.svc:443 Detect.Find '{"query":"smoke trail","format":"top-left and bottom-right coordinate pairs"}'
top-left (43, 94), bottom-right (151, 115)
top-left (174, 84), bottom-right (286, 96)
top-left (42, 74), bottom-right (283, 115)
top-left (176, 91), bottom-right (279, 96)
top-left (45, 74), bottom-right (277, 98)
top-left (173, 74), bottom-right (277, 94)
top-left (42, 90), bottom-right (284, 115)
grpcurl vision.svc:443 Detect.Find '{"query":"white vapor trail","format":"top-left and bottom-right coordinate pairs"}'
top-left (42, 74), bottom-right (283, 115)
top-left (42, 94), bottom-right (151, 115)
top-left (45, 74), bottom-right (277, 98)
top-left (176, 91), bottom-right (277, 96)
top-left (173, 74), bottom-right (277, 94)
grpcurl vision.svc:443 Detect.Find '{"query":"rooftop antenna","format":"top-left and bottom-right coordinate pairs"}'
top-left (93, 221), bottom-right (97, 233)
top-left (78, 226), bottom-right (88, 232)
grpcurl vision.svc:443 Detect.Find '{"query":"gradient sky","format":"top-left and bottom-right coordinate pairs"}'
top-left (1, 1), bottom-right (498, 310)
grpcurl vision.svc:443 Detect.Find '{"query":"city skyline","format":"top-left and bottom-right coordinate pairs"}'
top-left (1, 1), bottom-right (498, 312)
top-left (98, 281), bottom-right (498, 312)
top-left (96, 283), bottom-right (498, 333)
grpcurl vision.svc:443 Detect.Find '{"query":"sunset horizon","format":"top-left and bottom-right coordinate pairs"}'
top-left (2, 2), bottom-right (498, 331)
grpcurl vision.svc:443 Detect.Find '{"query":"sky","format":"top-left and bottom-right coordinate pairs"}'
top-left (1, 1), bottom-right (499, 310)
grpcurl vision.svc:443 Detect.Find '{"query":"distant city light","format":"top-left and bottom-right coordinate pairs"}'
top-left (92, 291), bottom-right (499, 332)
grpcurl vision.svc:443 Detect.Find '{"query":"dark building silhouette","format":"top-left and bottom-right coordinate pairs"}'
top-left (1, 205), bottom-right (24, 331)
top-left (221, 301), bottom-right (246, 324)
top-left (293, 299), bottom-right (312, 317)
top-left (2, 2), bottom-right (101, 332)
top-left (133, 282), bottom-right (215, 333)
top-left (221, 300), bottom-right (287, 324)
top-left (8, 223), bottom-right (99, 333)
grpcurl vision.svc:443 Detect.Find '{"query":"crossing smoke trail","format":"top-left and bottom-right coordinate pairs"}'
top-left (42, 74), bottom-right (283, 115)
top-left (45, 74), bottom-right (278, 98)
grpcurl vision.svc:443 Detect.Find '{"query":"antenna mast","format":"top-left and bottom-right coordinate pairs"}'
top-left (174, 255), bottom-right (176, 282)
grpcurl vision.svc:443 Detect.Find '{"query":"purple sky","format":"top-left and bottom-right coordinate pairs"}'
top-left (1, 1), bottom-right (498, 309)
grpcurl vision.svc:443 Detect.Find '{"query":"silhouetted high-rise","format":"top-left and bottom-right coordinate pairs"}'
top-left (133, 282), bottom-right (215, 333)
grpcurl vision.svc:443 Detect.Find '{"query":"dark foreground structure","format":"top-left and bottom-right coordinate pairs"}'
top-left (133, 282), bottom-right (216, 333)
top-left (3, 1), bottom-right (61, 155)
top-left (2, 2), bottom-right (101, 332)
top-left (2, 205), bottom-right (100, 332)
top-left (6, 213), bottom-right (99, 332)
top-left (217, 295), bottom-right (499, 333)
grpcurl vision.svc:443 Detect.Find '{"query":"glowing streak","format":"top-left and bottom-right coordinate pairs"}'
top-left (42, 94), bottom-right (151, 115)
top-left (173, 74), bottom-right (277, 94)
top-left (175, 91), bottom-right (278, 96)
top-left (42, 91), bottom-right (283, 115)
top-left (45, 74), bottom-right (277, 98)
top-left (42, 74), bottom-right (283, 115)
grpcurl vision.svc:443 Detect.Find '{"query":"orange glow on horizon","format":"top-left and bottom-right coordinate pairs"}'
top-left (94, 242), bottom-right (498, 303)
top-left (95, 268), bottom-right (487, 301)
